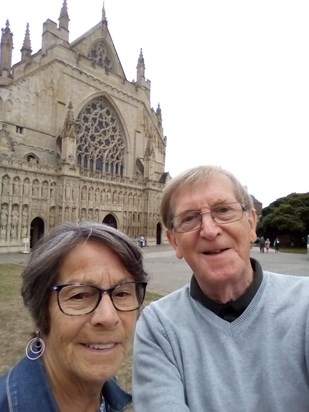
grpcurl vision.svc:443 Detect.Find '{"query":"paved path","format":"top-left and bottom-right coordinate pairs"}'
top-left (143, 245), bottom-right (309, 295)
top-left (0, 245), bottom-right (308, 295)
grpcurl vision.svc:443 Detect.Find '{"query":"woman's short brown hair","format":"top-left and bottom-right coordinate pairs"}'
top-left (21, 222), bottom-right (148, 335)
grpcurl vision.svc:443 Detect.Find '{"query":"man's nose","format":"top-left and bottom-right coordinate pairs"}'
top-left (199, 212), bottom-right (221, 237)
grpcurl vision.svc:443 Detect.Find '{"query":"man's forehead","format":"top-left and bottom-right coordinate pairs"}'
top-left (171, 176), bottom-right (235, 204)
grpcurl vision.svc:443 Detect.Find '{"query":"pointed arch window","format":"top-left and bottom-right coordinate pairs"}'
top-left (25, 153), bottom-right (39, 164)
top-left (88, 41), bottom-right (113, 72)
top-left (76, 97), bottom-right (125, 177)
top-left (96, 158), bottom-right (103, 171)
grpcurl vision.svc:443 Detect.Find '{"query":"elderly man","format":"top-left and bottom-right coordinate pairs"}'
top-left (132, 165), bottom-right (309, 412)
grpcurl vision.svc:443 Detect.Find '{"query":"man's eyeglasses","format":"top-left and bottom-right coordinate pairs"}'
top-left (172, 202), bottom-right (246, 233)
top-left (51, 281), bottom-right (147, 316)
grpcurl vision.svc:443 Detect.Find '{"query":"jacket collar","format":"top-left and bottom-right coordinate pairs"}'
top-left (5, 356), bottom-right (131, 411)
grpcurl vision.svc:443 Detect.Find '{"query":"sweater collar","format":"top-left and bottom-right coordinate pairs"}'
top-left (190, 258), bottom-right (263, 321)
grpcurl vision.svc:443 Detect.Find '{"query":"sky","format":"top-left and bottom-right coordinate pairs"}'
top-left (1, 0), bottom-right (309, 207)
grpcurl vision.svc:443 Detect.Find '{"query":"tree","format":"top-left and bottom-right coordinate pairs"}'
top-left (256, 192), bottom-right (309, 246)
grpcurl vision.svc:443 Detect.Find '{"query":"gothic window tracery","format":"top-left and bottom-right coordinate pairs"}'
top-left (76, 97), bottom-right (125, 177)
top-left (88, 41), bottom-right (113, 72)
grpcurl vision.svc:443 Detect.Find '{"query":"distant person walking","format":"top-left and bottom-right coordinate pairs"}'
top-left (138, 235), bottom-right (145, 249)
top-left (274, 238), bottom-right (280, 253)
top-left (265, 238), bottom-right (271, 252)
top-left (259, 236), bottom-right (265, 253)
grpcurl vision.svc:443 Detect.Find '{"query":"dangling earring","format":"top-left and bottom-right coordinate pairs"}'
top-left (25, 331), bottom-right (45, 360)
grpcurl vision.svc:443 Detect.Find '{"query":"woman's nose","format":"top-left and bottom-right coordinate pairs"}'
top-left (90, 293), bottom-right (120, 327)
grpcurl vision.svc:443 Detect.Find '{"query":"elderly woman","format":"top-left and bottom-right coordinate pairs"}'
top-left (0, 222), bottom-right (148, 411)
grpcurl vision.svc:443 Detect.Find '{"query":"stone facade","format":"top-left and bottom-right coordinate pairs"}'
top-left (0, 2), bottom-right (168, 253)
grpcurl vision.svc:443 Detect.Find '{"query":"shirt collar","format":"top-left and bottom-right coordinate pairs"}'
top-left (190, 258), bottom-right (263, 321)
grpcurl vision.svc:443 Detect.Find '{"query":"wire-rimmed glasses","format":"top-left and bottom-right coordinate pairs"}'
top-left (172, 202), bottom-right (246, 233)
top-left (51, 281), bottom-right (147, 316)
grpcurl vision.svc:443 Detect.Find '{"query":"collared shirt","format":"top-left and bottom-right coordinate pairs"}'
top-left (190, 258), bottom-right (263, 322)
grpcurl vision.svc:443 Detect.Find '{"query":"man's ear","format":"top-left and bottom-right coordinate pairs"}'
top-left (166, 229), bottom-right (184, 259)
top-left (247, 209), bottom-right (257, 244)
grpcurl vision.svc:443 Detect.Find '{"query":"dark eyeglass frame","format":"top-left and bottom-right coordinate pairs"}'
top-left (171, 202), bottom-right (247, 233)
top-left (51, 281), bottom-right (147, 316)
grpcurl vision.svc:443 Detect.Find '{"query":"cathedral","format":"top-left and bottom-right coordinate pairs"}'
top-left (0, 1), bottom-right (168, 253)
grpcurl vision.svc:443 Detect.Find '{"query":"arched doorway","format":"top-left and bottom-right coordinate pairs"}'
top-left (30, 217), bottom-right (45, 248)
top-left (156, 222), bottom-right (162, 245)
top-left (103, 214), bottom-right (117, 229)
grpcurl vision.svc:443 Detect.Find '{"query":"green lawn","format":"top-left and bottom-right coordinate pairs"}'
top-left (278, 247), bottom-right (307, 254)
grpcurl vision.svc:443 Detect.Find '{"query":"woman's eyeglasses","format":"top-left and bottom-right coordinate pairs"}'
top-left (51, 281), bottom-right (147, 316)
